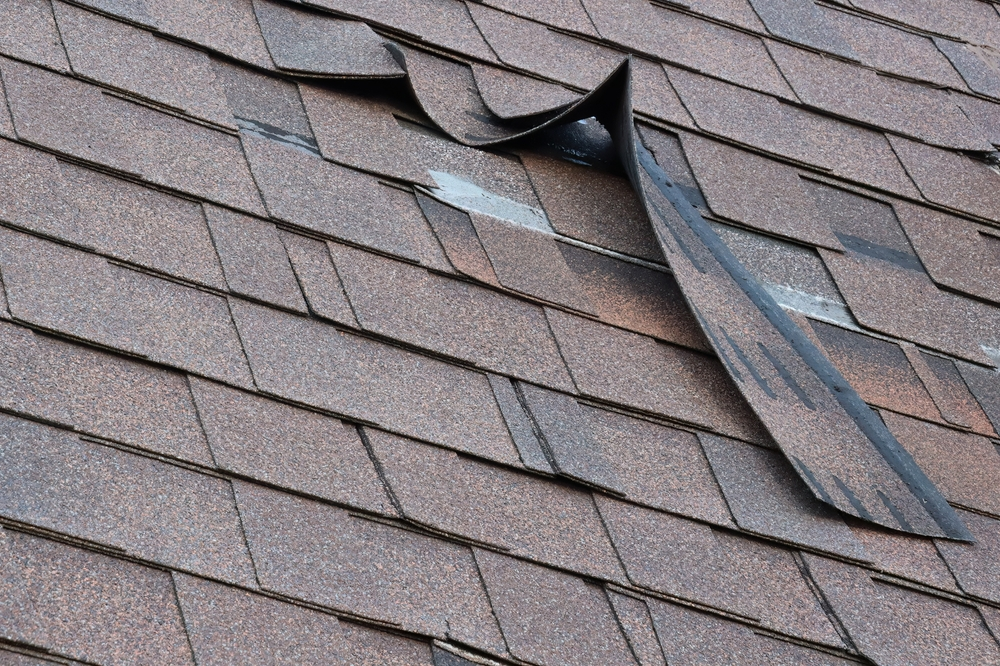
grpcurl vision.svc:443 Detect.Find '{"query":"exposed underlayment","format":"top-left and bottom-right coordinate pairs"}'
top-left (0, 0), bottom-right (1000, 664)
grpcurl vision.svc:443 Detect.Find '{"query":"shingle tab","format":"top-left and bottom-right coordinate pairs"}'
top-left (279, 231), bottom-right (358, 325)
top-left (190, 377), bottom-right (392, 513)
top-left (607, 592), bottom-right (667, 666)
top-left (476, 0), bottom-right (599, 37)
top-left (0, 0), bottom-right (69, 70)
top-left (748, 0), bottom-right (856, 57)
top-left (474, 548), bottom-right (638, 666)
top-left (252, 0), bottom-right (400, 76)
top-left (328, 241), bottom-right (576, 391)
top-left (53, 2), bottom-right (233, 127)
top-left (848, 520), bottom-right (959, 591)
top-left (699, 434), bottom-right (867, 559)
top-left (934, 38), bottom-right (1000, 98)
top-left (204, 204), bottom-right (308, 312)
top-left (368, 428), bottom-right (626, 581)
top-left (912, 348), bottom-right (996, 435)
top-left (0, 413), bottom-right (257, 585)
top-left (935, 510), bottom-right (1000, 603)
top-left (850, 0), bottom-right (1000, 48)
top-left (234, 482), bottom-right (505, 654)
top-left (212, 58), bottom-right (313, 138)
top-left (229, 299), bottom-right (520, 463)
top-left (416, 194), bottom-right (500, 286)
top-left (472, 63), bottom-right (581, 119)
top-left (1, 530), bottom-right (193, 666)
top-left (173, 572), bottom-right (350, 666)
top-left (147, 0), bottom-right (273, 68)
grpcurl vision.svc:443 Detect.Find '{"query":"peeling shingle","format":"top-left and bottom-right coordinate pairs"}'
top-left (472, 63), bottom-right (581, 119)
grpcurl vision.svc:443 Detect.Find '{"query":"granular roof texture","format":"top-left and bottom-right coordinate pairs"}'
top-left (0, 0), bottom-right (999, 664)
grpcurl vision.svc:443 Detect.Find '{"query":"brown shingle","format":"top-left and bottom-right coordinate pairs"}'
top-left (298, 84), bottom-right (432, 186)
top-left (307, 0), bottom-right (495, 61)
top-left (487, 373), bottom-right (553, 472)
top-left (278, 231), bottom-right (359, 325)
top-left (70, 0), bottom-right (153, 25)
top-left (367, 428), bottom-right (627, 581)
top-left (328, 241), bottom-right (575, 391)
top-left (0, 228), bottom-right (254, 387)
top-left (699, 434), bottom-right (866, 559)
top-left (340, 621), bottom-right (434, 666)
top-left (517, 382), bottom-right (623, 492)
top-left (808, 320), bottom-right (942, 423)
top-left (912, 348), bottom-right (996, 436)
top-left (583, 0), bottom-right (794, 97)
top-left (848, 520), bottom-right (959, 591)
top-left (204, 205), bottom-right (308, 313)
top-left (229, 299), bottom-right (520, 463)
top-left (173, 572), bottom-right (350, 666)
top-left (189, 377), bottom-right (392, 514)
top-left (897, 201), bottom-right (1000, 306)
top-left (472, 63), bottom-right (580, 119)
top-left (819, 6), bottom-right (968, 89)
top-left (242, 133), bottom-right (444, 265)
top-left (768, 40), bottom-right (990, 151)
top-left (469, 213), bottom-right (594, 312)
top-left (882, 411), bottom-right (1000, 516)
top-left (1, 530), bottom-right (193, 666)
top-left (0, 0), bottom-right (69, 70)
top-left (955, 92), bottom-right (1000, 147)
top-left (474, 548), bottom-right (638, 666)
top-left (468, 4), bottom-right (624, 90)
top-left (53, 2), bottom-right (233, 127)
top-left (850, 0), bottom-right (1000, 48)
top-left (956, 361), bottom-right (1000, 435)
top-left (212, 58), bottom-right (313, 138)
top-left (607, 592), bottom-right (667, 666)
top-left (252, 0), bottom-right (400, 76)
top-left (416, 194), bottom-right (500, 286)
top-left (584, 406), bottom-right (732, 525)
top-left (234, 482), bottom-right (506, 654)
top-left (475, 0), bottom-right (599, 37)
top-left (804, 553), bottom-right (1000, 666)
top-left (560, 244), bottom-right (708, 349)
top-left (59, 161), bottom-right (228, 289)
top-left (147, 0), bottom-right (273, 68)
top-left (546, 308), bottom-right (769, 444)
top-left (889, 134), bottom-right (1000, 223)
top-left (748, 0), bottom-right (856, 57)
top-left (688, 0), bottom-right (766, 30)
top-left (0, 413), bottom-right (257, 585)
top-left (679, 133), bottom-right (842, 249)
top-left (936, 510), bottom-right (1000, 604)
top-left (520, 151), bottom-right (661, 262)
top-left (631, 58), bottom-right (695, 127)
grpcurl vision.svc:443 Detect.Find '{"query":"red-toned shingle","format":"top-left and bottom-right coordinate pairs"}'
top-left (908, 347), bottom-right (996, 436)
top-left (935, 510), bottom-right (1000, 603)
top-left (699, 434), bottom-right (867, 559)
top-left (848, 520), bottom-right (959, 592)
top-left (804, 553), bottom-right (1000, 666)
top-left (190, 377), bottom-right (392, 513)
top-left (53, 3), bottom-right (233, 127)
top-left (1, 530), bottom-right (193, 666)
top-left (882, 411), bottom-right (1000, 517)
top-left (0, 413), bottom-right (257, 585)
top-left (0, 228), bottom-right (255, 387)
top-left (546, 308), bottom-right (770, 444)
top-left (956, 361), bottom-right (1000, 435)
top-left (584, 407), bottom-right (732, 525)
top-left (173, 572), bottom-right (350, 666)
top-left (234, 482), bottom-right (506, 654)
top-left (0, 0), bottom-right (69, 71)
top-left (229, 299), bottom-right (520, 463)
top-left (242, 133), bottom-right (444, 266)
top-left (416, 194), bottom-right (500, 286)
top-left (631, 58), bottom-right (695, 127)
top-left (279, 231), bottom-right (359, 325)
top-left (368, 428), bottom-right (627, 581)
top-left (328, 241), bottom-right (576, 391)
top-left (204, 205), bottom-right (308, 313)
top-left (888, 135), bottom-right (1000, 223)
top-left (474, 548), bottom-right (638, 666)
top-left (147, 0), bottom-right (273, 68)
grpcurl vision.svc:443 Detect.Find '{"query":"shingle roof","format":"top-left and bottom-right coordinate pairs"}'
top-left (1, 0), bottom-right (999, 663)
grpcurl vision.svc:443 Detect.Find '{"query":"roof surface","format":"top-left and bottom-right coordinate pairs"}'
top-left (0, 0), bottom-right (999, 664)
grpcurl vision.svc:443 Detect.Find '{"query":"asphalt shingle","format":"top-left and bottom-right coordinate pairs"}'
top-left (0, 0), bottom-right (69, 71)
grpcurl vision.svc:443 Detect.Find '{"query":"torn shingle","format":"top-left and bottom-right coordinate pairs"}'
top-left (340, 621), bottom-right (434, 666)
top-left (252, 0), bottom-right (401, 77)
top-left (881, 411), bottom-right (1000, 517)
top-left (472, 63), bottom-right (581, 119)
top-left (469, 213), bottom-right (595, 312)
top-left (486, 373), bottom-right (552, 472)
top-left (367, 428), bottom-right (627, 581)
top-left (1, 530), bottom-right (193, 666)
top-left (328, 241), bottom-right (576, 391)
top-left (680, 133), bottom-right (842, 250)
top-left (0, 413), bottom-right (257, 585)
top-left (584, 406), bottom-right (733, 525)
top-left (53, 2), bottom-right (233, 128)
top-left (935, 510), bottom-right (1000, 603)
top-left (146, 0), bottom-right (273, 69)
top-left (204, 204), bottom-right (308, 312)
top-left (699, 434), bottom-right (868, 560)
top-left (189, 377), bottom-right (393, 514)
top-left (954, 92), bottom-right (1000, 147)
top-left (474, 548), bottom-right (638, 666)
top-left (234, 482), bottom-right (506, 654)
top-left (935, 38), bottom-right (1000, 99)
top-left (173, 572), bottom-right (350, 666)
top-left (520, 150), bottom-right (662, 262)
top-left (0, 0), bottom-right (69, 71)
top-left (229, 299), bottom-right (519, 462)
top-left (559, 243), bottom-right (708, 349)
top-left (278, 231), bottom-right (359, 325)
